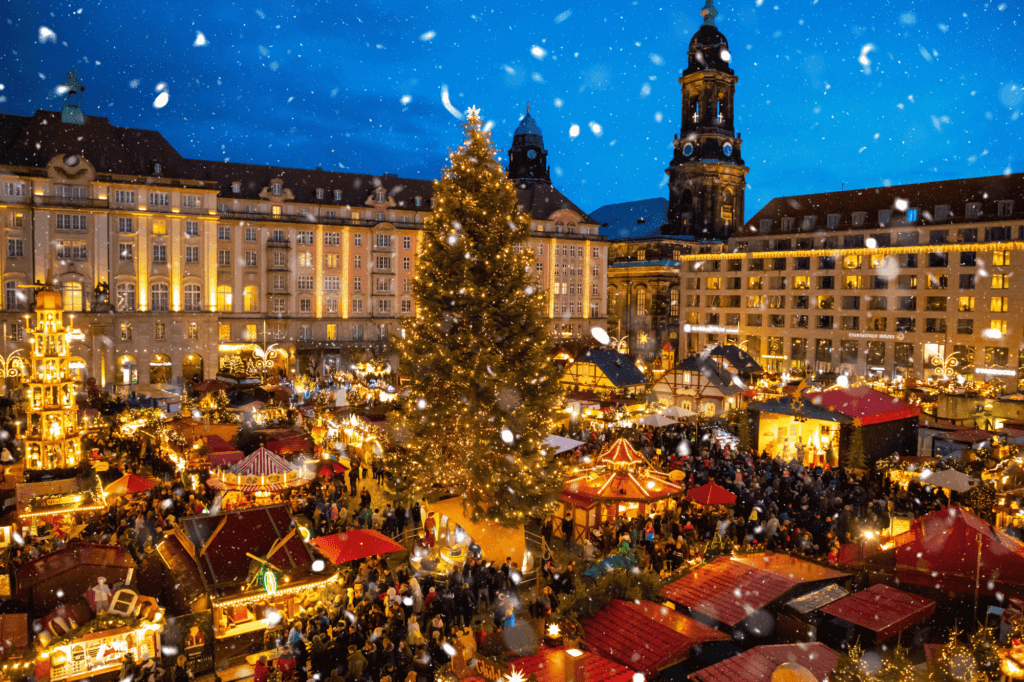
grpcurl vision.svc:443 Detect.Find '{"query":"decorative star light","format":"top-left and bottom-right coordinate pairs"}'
top-left (466, 105), bottom-right (482, 118)
top-left (507, 668), bottom-right (526, 682)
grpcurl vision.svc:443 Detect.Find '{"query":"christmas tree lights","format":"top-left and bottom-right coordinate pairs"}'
top-left (383, 108), bottom-right (565, 526)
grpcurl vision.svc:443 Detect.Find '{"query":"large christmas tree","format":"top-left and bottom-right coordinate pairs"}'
top-left (386, 108), bottom-right (565, 526)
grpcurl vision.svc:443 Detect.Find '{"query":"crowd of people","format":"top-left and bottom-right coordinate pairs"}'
top-left (551, 417), bottom-right (970, 571)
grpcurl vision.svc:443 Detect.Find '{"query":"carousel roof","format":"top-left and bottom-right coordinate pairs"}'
top-left (598, 438), bottom-right (646, 465)
top-left (231, 446), bottom-right (296, 476)
top-left (563, 469), bottom-right (682, 504)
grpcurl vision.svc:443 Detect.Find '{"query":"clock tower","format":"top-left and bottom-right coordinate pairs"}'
top-left (665, 0), bottom-right (749, 240)
top-left (507, 103), bottom-right (550, 183)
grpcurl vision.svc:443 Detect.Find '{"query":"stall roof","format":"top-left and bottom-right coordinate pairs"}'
top-left (155, 532), bottom-right (208, 607)
top-left (786, 584), bottom-right (850, 615)
top-left (803, 387), bottom-right (920, 426)
top-left (17, 544), bottom-right (135, 591)
top-left (939, 428), bottom-right (994, 444)
top-left (730, 553), bottom-right (850, 584)
top-left (818, 584), bottom-right (935, 641)
top-left (573, 348), bottom-right (647, 388)
top-left (708, 345), bottom-right (763, 375)
top-left (178, 504), bottom-right (315, 597)
top-left (583, 600), bottom-right (729, 675)
top-left (511, 646), bottom-right (635, 682)
top-left (661, 555), bottom-right (847, 627)
top-left (748, 397), bottom-right (852, 424)
top-left (841, 505), bottom-right (1024, 593)
top-left (688, 643), bottom-right (839, 682)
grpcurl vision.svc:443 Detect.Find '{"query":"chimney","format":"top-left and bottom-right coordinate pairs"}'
top-left (564, 649), bottom-right (586, 682)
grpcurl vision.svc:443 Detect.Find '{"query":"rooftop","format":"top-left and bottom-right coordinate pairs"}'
top-left (743, 172), bottom-right (1024, 236)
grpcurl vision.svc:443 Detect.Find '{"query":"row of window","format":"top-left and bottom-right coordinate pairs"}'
top-left (759, 200), bottom-right (1016, 233)
top-left (692, 250), bottom-right (1011, 275)
top-left (687, 294), bottom-right (1011, 312)
top-left (703, 337), bottom-right (1014, 371)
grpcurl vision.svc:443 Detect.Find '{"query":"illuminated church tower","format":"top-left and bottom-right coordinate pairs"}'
top-left (23, 289), bottom-right (82, 470)
top-left (665, 0), bottom-right (749, 240)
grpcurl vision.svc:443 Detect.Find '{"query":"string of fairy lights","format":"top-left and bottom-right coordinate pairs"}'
top-left (383, 109), bottom-right (566, 526)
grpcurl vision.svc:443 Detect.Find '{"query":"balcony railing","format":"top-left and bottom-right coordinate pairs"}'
top-left (36, 195), bottom-right (108, 209)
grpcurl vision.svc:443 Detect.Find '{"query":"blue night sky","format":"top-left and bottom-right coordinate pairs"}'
top-left (1, 0), bottom-right (1021, 217)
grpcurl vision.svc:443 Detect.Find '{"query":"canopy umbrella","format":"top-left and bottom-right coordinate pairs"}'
top-left (919, 468), bottom-right (978, 493)
top-left (311, 529), bottom-right (405, 564)
top-left (663, 406), bottom-right (696, 418)
top-left (636, 414), bottom-right (678, 427)
top-left (686, 482), bottom-right (737, 506)
top-left (542, 434), bottom-right (585, 455)
top-left (104, 473), bottom-right (156, 495)
top-left (318, 462), bottom-right (348, 477)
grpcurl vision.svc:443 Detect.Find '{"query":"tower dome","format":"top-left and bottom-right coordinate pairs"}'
top-left (685, 1), bottom-right (733, 75)
top-left (507, 103), bottom-right (551, 183)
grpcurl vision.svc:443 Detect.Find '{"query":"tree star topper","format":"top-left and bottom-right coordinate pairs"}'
top-left (466, 105), bottom-right (482, 119)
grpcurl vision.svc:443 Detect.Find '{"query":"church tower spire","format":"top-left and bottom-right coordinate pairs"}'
top-left (665, 1), bottom-right (749, 240)
top-left (507, 104), bottom-right (550, 183)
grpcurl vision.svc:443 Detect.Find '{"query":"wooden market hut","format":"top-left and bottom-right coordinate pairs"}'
top-left (749, 386), bottom-right (919, 468)
top-left (560, 348), bottom-right (647, 395)
top-left (661, 554), bottom-right (849, 638)
top-left (154, 504), bottom-right (337, 666)
top-left (653, 345), bottom-right (762, 417)
top-left (554, 438), bottom-right (683, 547)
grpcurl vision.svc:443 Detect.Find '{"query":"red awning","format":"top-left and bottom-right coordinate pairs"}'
top-left (818, 584), bottom-right (935, 641)
top-left (686, 482), bottom-right (736, 506)
top-left (803, 386), bottom-right (920, 426)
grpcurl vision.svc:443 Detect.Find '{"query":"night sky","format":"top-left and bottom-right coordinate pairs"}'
top-left (1, 0), bottom-right (1021, 216)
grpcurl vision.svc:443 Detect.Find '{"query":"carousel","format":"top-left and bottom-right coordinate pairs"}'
top-left (554, 438), bottom-right (683, 548)
top-left (205, 447), bottom-right (314, 507)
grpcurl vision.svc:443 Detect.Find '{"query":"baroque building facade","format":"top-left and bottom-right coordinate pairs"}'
top-left (0, 84), bottom-right (606, 389)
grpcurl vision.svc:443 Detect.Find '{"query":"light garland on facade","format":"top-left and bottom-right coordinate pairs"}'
top-left (676, 239), bottom-right (1022, 262)
top-left (213, 571), bottom-right (339, 608)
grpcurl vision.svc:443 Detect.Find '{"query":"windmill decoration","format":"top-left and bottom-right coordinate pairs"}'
top-left (244, 527), bottom-right (297, 596)
top-left (246, 551), bottom-right (284, 596)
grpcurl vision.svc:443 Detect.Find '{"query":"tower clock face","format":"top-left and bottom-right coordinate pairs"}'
top-left (682, 142), bottom-right (694, 157)
top-left (723, 142), bottom-right (733, 157)
top-left (526, 148), bottom-right (538, 160)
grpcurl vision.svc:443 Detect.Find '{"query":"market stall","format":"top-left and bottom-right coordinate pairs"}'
top-left (661, 554), bottom-right (848, 632)
top-left (17, 488), bottom-right (105, 537)
top-left (818, 584), bottom-right (935, 645)
top-left (750, 387), bottom-right (919, 468)
top-left (155, 505), bottom-right (337, 666)
top-left (580, 599), bottom-right (728, 676)
top-left (36, 592), bottom-right (165, 682)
